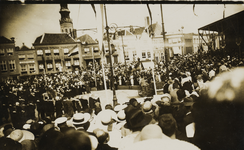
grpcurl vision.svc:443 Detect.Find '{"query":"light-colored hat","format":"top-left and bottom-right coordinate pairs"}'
top-left (142, 101), bottom-right (153, 114)
top-left (72, 113), bottom-right (91, 125)
top-left (23, 124), bottom-right (31, 130)
top-left (114, 104), bottom-right (127, 112)
top-left (161, 93), bottom-right (171, 100)
top-left (97, 109), bottom-right (117, 125)
top-left (9, 129), bottom-right (35, 143)
top-left (115, 110), bottom-right (126, 122)
top-left (55, 117), bottom-right (67, 126)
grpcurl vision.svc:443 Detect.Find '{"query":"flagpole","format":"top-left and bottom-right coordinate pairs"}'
top-left (104, 4), bottom-right (118, 107)
top-left (160, 4), bottom-right (169, 79)
top-left (92, 47), bottom-right (97, 88)
top-left (147, 4), bottom-right (157, 95)
top-left (94, 4), bottom-right (109, 107)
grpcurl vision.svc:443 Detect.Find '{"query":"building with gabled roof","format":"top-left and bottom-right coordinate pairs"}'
top-left (77, 34), bottom-right (97, 45)
top-left (33, 32), bottom-right (82, 74)
top-left (0, 36), bottom-right (20, 81)
top-left (15, 43), bottom-right (38, 77)
top-left (33, 33), bottom-right (77, 46)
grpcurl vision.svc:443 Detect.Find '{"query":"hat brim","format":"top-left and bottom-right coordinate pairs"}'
top-left (114, 105), bottom-right (127, 112)
top-left (72, 113), bottom-right (91, 125)
top-left (20, 130), bottom-right (35, 143)
top-left (126, 114), bottom-right (152, 130)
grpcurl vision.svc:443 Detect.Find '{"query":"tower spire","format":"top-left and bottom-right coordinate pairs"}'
top-left (59, 4), bottom-right (76, 39)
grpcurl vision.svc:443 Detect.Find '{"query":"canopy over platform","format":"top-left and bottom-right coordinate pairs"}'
top-left (198, 10), bottom-right (244, 58)
top-left (198, 10), bottom-right (244, 34)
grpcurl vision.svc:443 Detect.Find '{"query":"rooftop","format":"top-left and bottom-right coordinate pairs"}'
top-left (33, 33), bottom-right (76, 45)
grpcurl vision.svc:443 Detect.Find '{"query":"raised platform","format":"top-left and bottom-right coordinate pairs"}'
top-left (88, 89), bottom-right (144, 109)
top-left (117, 85), bottom-right (141, 90)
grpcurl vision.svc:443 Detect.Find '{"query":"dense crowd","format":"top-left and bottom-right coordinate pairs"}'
top-left (1, 49), bottom-right (244, 150)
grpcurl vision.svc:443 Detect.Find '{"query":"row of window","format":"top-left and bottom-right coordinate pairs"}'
top-left (36, 47), bottom-right (99, 56)
top-left (20, 64), bottom-right (35, 72)
top-left (124, 51), bottom-right (157, 60)
top-left (18, 54), bottom-right (34, 60)
top-left (1, 58), bottom-right (80, 73)
top-left (39, 59), bottom-right (79, 69)
top-left (0, 48), bottom-right (14, 56)
top-left (0, 60), bottom-right (16, 71)
top-left (168, 38), bottom-right (182, 44)
top-left (37, 49), bottom-right (65, 56)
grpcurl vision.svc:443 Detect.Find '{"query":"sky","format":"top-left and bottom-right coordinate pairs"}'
top-left (0, 3), bottom-right (243, 48)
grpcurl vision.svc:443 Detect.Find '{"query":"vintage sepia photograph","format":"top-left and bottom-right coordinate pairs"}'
top-left (0, 2), bottom-right (244, 150)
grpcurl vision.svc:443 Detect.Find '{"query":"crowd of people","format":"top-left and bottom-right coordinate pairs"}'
top-left (1, 49), bottom-right (244, 150)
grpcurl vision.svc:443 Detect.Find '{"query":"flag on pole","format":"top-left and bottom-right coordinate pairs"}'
top-left (68, 45), bottom-right (78, 57)
top-left (147, 4), bottom-right (153, 37)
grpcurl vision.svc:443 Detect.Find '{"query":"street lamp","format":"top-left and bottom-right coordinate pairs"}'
top-left (104, 5), bottom-right (118, 107)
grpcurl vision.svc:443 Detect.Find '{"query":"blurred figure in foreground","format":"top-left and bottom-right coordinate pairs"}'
top-left (192, 67), bottom-right (244, 150)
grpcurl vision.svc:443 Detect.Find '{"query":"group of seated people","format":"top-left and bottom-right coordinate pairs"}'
top-left (1, 66), bottom-right (244, 150)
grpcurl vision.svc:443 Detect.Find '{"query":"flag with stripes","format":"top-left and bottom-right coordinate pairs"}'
top-left (68, 45), bottom-right (78, 57)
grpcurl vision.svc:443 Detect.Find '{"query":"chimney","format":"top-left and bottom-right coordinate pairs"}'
top-left (10, 37), bottom-right (15, 42)
top-left (15, 46), bottom-right (20, 51)
top-left (145, 16), bottom-right (150, 28)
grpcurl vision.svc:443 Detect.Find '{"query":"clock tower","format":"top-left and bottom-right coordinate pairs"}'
top-left (59, 4), bottom-right (76, 39)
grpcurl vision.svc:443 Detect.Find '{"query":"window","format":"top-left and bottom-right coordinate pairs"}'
top-left (29, 64), bottom-right (35, 73)
top-left (37, 50), bottom-right (43, 55)
top-left (147, 52), bottom-right (151, 58)
top-left (142, 52), bottom-right (146, 58)
top-left (20, 64), bottom-right (27, 72)
top-left (93, 47), bottom-right (99, 53)
top-left (105, 48), bottom-right (109, 53)
top-left (6, 48), bottom-right (13, 55)
top-left (0, 49), bottom-right (4, 56)
top-left (0, 61), bottom-right (7, 71)
top-left (125, 51), bottom-right (129, 60)
top-left (9, 60), bottom-right (15, 71)
top-left (84, 48), bottom-right (90, 54)
top-left (161, 52), bottom-right (164, 59)
top-left (55, 62), bottom-right (61, 69)
top-left (132, 51), bottom-right (137, 57)
top-left (27, 54), bottom-right (34, 59)
top-left (45, 50), bottom-right (51, 56)
top-left (53, 49), bottom-right (59, 56)
top-left (19, 54), bottom-right (26, 60)
top-left (74, 59), bottom-right (79, 66)
top-left (39, 64), bottom-right (44, 69)
top-left (185, 39), bottom-right (192, 43)
top-left (64, 48), bottom-right (69, 54)
top-left (47, 63), bottom-right (53, 69)
top-left (65, 60), bottom-right (71, 67)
